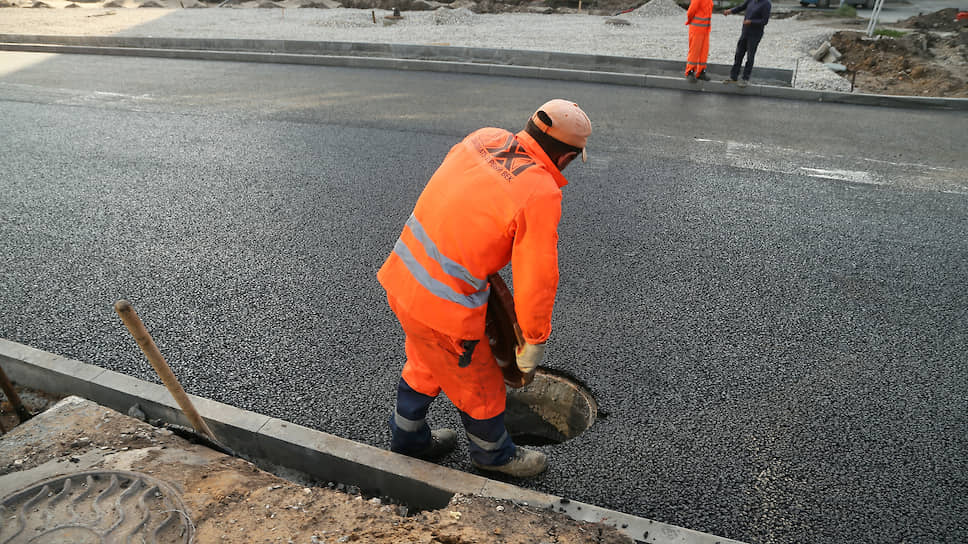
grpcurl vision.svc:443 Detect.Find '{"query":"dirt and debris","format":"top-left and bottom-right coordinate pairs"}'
top-left (898, 7), bottom-right (967, 33)
top-left (829, 9), bottom-right (968, 97)
top-left (0, 396), bottom-right (633, 543)
top-left (0, 383), bottom-right (61, 433)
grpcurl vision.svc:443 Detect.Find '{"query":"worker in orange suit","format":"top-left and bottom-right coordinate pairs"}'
top-left (378, 99), bottom-right (592, 479)
top-left (685, 0), bottom-right (713, 81)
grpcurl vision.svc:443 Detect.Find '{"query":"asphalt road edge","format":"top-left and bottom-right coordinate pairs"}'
top-left (0, 35), bottom-right (965, 111)
top-left (0, 338), bottom-right (747, 544)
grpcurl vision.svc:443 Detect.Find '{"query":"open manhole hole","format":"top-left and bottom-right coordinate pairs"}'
top-left (505, 369), bottom-right (597, 446)
top-left (0, 470), bottom-right (193, 543)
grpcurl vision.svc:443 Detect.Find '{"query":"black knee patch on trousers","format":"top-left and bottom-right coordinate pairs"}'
top-left (457, 339), bottom-right (479, 368)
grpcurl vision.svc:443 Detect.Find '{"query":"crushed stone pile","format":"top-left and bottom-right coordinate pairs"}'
top-left (432, 6), bottom-right (476, 25)
top-left (630, 0), bottom-right (683, 17)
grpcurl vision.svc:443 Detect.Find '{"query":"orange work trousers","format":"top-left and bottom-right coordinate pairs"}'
top-left (388, 295), bottom-right (506, 421)
top-left (686, 25), bottom-right (711, 76)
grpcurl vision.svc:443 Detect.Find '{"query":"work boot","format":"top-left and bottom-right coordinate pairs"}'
top-left (472, 447), bottom-right (547, 478)
top-left (738, 79), bottom-right (749, 88)
top-left (696, 71), bottom-right (710, 81)
top-left (723, 78), bottom-right (737, 84)
top-left (685, 71), bottom-right (696, 82)
top-left (399, 428), bottom-right (457, 460)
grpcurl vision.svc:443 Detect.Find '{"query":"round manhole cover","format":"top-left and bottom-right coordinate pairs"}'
top-left (0, 470), bottom-right (193, 544)
top-left (505, 369), bottom-right (597, 446)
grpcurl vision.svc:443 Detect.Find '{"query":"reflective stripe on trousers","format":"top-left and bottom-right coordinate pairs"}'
top-left (461, 411), bottom-right (515, 467)
top-left (389, 378), bottom-right (433, 455)
top-left (392, 214), bottom-right (489, 309)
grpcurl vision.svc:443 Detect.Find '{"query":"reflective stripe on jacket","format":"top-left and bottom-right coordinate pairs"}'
top-left (686, 0), bottom-right (713, 29)
top-left (690, 16), bottom-right (710, 27)
top-left (378, 127), bottom-right (567, 344)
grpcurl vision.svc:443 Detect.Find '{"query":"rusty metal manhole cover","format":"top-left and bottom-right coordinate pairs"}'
top-left (0, 470), bottom-right (193, 543)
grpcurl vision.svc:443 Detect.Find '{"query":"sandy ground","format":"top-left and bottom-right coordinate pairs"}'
top-left (0, 1), bottom-right (856, 90)
top-left (0, 396), bottom-right (633, 543)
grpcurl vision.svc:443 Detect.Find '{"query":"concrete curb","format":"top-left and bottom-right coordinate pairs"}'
top-left (1, 34), bottom-right (966, 110)
top-left (0, 338), bottom-right (746, 544)
top-left (0, 33), bottom-right (795, 85)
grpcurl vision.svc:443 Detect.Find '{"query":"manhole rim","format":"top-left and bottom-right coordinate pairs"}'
top-left (505, 368), bottom-right (599, 445)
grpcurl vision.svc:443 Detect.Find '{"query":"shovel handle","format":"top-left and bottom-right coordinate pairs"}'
top-left (114, 299), bottom-right (219, 443)
top-left (0, 363), bottom-right (32, 422)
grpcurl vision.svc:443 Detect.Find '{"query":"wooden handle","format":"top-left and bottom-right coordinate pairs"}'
top-left (114, 299), bottom-right (219, 443)
top-left (0, 363), bottom-right (32, 422)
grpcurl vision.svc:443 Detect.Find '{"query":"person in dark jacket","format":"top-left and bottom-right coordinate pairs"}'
top-left (723, 0), bottom-right (772, 87)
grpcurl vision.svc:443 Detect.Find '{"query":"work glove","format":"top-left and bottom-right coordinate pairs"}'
top-left (515, 342), bottom-right (546, 373)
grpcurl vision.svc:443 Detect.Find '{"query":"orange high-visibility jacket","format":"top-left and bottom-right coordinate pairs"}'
top-left (378, 127), bottom-right (568, 345)
top-left (686, 0), bottom-right (713, 29)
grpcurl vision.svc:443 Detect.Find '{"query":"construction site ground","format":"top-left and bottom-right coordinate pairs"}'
top-left (826, 8), bottom-right (968, 97)
top-left (0, 390), bottom-right (633, 543)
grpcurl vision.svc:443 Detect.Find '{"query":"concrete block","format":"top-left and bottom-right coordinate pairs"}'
top-left (100, 393), bottom-right (261, 459)
top-left (645, 74), bottom-right (696, 91)
top-left (0, 339), bottom-right (106, 399)
top-left (256, 417), bottom-right (483, 509)
top-left (392, 58), bottom-right (432, 71)
top-left (169, 394), bottom-right (274, 457)
top-left (85, 368), bottom-right (169, 415)
top-left (486, 64), bottom-right (530, 78)
top-left (822, 45), bottom-right (842, 63)
top-left (466, 46), bottom-right (508, 64)
top-left (592, 71), bottom-right (645, 87)
top-left (453, 61), bottom-right (488, 75)
top-left (508, 51), bottom-right (553, 68)
top-left (756, 85), bottom-right (814, 102)
top-left (811, 41), bottom-right (830, 61)
top-left (478, 479), bottom-right (558, 508)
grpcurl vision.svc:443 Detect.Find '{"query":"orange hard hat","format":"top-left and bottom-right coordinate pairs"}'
top-left (530, 99), bottom-right (592, 162)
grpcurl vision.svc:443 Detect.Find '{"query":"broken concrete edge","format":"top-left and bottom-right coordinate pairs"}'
top-left (1, 37), bottom-right (964, 110)
top-left (0, 338), bottom-right (746, 544)
top-left (0, 33), bottom-right (795, 84)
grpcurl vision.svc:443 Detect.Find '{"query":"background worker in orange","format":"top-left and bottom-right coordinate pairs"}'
top-left (685, 0), bottom-right (713, 81)
top-left (377, 99), bottom-right (592, 479)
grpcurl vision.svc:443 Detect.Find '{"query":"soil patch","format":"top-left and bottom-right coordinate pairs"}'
top-left (0, 383), bottom-right (61, 433)
top-left (830, 24), bottom-right (968, 97)
top-left (898, 7), bottom-right (967, 33)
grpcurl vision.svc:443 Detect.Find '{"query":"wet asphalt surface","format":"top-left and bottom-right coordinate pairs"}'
top-left (1, 53), bottom-right (966, 543)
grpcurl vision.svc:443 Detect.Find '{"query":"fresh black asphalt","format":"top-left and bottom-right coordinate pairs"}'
top-left (1, 53), bottom-right (966, 544)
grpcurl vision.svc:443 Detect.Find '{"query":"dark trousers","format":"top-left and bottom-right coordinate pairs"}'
top-left (731, 25), bottom-right (765, 81)
top-left (390, 377), bottom-right (515, 466)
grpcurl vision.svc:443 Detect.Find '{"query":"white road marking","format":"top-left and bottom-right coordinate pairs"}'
top-left (798, 167), bottom-right (878, 185)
